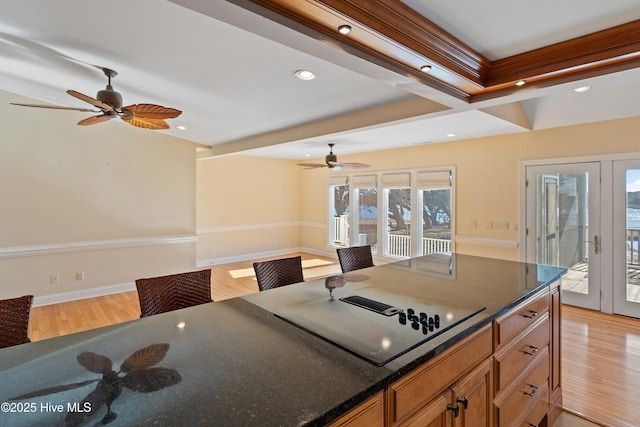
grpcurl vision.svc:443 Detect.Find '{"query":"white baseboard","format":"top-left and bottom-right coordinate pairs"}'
top-left (33, 282), bottom-right (136, 307)
top-left (196, 247), bottom-right (304, 267)
top-left (455, 235), bottom-right (519, 248)
top-left (35, 247), bottom-right (339, 306)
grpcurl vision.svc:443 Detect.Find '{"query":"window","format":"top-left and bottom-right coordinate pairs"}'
top-left (329, 176), bottom-right (349, 247)
top-left (417, 171), bottom-right (452, 255)
top-left (328, 169), bottom-right (454, 259)
top-left (353, 175), bottom-right (378, 253)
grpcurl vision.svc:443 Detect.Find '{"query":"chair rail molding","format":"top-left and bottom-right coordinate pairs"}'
top-left (0, 234), bottom-right (198, 259)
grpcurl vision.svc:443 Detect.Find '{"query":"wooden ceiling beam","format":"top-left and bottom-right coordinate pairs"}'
top-left (248, 1), bottom-right (640, 101)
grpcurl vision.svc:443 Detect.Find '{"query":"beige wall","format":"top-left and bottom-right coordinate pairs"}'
top-left (3, 82), bottom-right (640, 303)
top-left (196, 155), bottom-right (302, 263)
top-left (300, 116), bottom-right (640, 261)
top-left (0, 90), bottom-right (197, 302)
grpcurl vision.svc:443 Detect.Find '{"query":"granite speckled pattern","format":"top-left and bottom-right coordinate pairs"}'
top-left (0, 254), bottom-right (565, 426)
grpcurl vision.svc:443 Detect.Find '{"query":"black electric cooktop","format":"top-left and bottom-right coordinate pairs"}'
top-left (275, 288), bottom-right (486, 366)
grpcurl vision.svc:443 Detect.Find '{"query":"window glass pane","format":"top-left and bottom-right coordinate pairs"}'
top-left (386, 188), bottom-right (411, 258)
top-left (626, 170), bottom-right (640, 303)
top-left (420, 188), bottom-right (452, 255)
top-left (330, 185), bottom-right (349, 247)
top-left (357, 188), bottom-right (377, 253)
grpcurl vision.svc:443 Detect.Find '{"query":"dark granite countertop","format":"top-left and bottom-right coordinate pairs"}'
top-left (0, 254), bottom-right (565, 426)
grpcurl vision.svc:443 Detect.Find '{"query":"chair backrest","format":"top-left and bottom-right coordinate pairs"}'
top-left (0, 295), bottom-right (34, 349)
top-left (135, 269), bottom-right (213, 318)
top-left (253, 256), bottom-right (304, 291)
top-left (337, 245), bottom-right (374, 273)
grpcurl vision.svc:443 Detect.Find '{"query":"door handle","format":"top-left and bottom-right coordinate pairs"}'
top-left (587, 235), bottom-right (599, 254)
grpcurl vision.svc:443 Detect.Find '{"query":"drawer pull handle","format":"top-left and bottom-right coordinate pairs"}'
top-left (447, 403), bottom-right (460, 417)
top-left (522, 310), bottom-right (538, 319)
top-left (456, 396), bottom-right (468, 409)
top-left (523, 345), bottom-right (539, 356)
top-left (529, 424), bottom-right (539, 427)
top-left (524, 385), bottom-right (539, 396)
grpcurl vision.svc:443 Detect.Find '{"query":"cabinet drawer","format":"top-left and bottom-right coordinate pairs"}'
top-left (519, 388), bottom-right (550, 427)
top-left (494, 289), bottom-right (549, 349)
top-left (495, 316), bottom-right (550, 392)
top-left (388, 326), bottom-right (492, 425)
top-left (497, 352), bottom-right (549, 427)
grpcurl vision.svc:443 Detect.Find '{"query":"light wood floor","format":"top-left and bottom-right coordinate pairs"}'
top-left (26, 253), bottom-right (640, 426)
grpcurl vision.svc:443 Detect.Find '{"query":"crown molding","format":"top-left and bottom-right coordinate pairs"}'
top-left (246, 1), bottom-right (640, 100)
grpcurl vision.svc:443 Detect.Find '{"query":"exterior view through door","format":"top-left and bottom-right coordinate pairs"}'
top-left (526, 163), bottom-right (601, 311)
top-left (613, 160), bottom-right (640, 318)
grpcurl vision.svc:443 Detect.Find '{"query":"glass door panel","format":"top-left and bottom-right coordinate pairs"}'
top-left (526, 163), bottom-right (601, 310)
top-left (613, 161), bottom-right (640, 317)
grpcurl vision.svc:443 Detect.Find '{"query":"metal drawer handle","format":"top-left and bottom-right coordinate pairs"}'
top-left (523, 345), bottom-right (539, 356)
top-left (524, 385), bottom-right (539, 396)
top-left (522, 310), bottom-right (538, 319)
top-left (456, 396), bottom-right (468, 409)
top-left (447, 403), bottom-right (460, 417)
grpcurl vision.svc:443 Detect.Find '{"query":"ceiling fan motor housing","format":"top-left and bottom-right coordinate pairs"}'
top-left (97, 85), bottom-right (123, 110)
top-left (326, 152), bottom-right (337, 166)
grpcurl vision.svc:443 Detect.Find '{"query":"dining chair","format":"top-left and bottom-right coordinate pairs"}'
top-left (0, 294), bottom-right (34, 349)
top-left (135, 269), bottom-right (213, 318)
top-left (336, 245), bottom-right (374, 273)
top-left (253, 256), bottom-right (305, 291)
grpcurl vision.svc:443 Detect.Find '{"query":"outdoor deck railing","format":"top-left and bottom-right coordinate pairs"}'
top-left (628, 228), bottom-right (640, 267)
top-left (332, 216), bottom-right (451, 258)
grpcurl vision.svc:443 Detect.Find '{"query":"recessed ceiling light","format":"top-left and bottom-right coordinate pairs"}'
top-left (338, 25), bottom-right (352, 35)
top-left (420, 65), bottom-right (432, 73)
top-left (176, 125), bottom-right (186, 130)
top-left (515, 80), bottom-right (526, 87)
top-left (294, 69), bottom-right (316, 80)
top-left (446, 133), bottom-right (456, 138)
top-left (574, 86), bottom-right (591, 93)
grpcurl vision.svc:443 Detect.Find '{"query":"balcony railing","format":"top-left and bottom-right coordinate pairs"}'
top-left (332, 216), bottom-right (451, 258)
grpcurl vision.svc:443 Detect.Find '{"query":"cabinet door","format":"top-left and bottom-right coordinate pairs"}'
top-left (328, 393), bottom-right (384, 427)
top-left (399, 391), bottom-right (452, 427)
top-left (451, 358), bottom-right (493, 427)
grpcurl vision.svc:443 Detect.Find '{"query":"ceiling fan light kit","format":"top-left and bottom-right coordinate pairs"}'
top-left (10, 67), bottom-right (182, 130)
top-left (297, 143), bottom-right (370, 170)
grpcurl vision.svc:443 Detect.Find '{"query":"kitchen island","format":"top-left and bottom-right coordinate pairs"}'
top-left (0, 254), bottom-right (565, 426)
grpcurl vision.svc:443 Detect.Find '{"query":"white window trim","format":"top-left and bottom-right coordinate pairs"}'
top-left (328, 167), bottom-right (456, 261)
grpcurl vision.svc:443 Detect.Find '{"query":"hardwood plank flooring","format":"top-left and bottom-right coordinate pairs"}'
top-left (25, 254), bottom-right (638, 426)
top-left (29, 252), bottom-right (342, 341)
top-left (561, 305), bottom-right (640, 427)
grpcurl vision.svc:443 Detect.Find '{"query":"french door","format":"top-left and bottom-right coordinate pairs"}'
top-left (526, 163), bottom-right (601, 310)
top-left (612, 160), bottom-right (640, 317)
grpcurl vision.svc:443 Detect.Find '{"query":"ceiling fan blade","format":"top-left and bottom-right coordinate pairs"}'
top-left (77, 114), bottom-right (113, 126)
top-left (123, 104), bottom-right (182, 119)
top-left (340, 162), bottom-right (370, 169)
top-left (67, 90), bottom-right (113, 111)
top-left (10, 103), bottom-right (98, 112)
top-left (122, 116), bottom-right (170, 130)
top-left (297, 163), bottom-right (328, 169)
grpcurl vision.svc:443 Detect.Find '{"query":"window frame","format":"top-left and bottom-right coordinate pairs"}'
top-left (327, 167), bottom-right (455, 260)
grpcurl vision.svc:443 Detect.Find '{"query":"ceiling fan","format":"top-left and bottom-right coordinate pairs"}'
top-left (297, 143), bottom-right (369, 170)
top-left (10, 67), bottom-right (182, 130)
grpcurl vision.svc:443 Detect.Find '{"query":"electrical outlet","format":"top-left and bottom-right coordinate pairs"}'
top-left (76, 272), bottom-right (85, 281)
top-left (496, 221), bottom-right (509, 230)
top-left (50, 274), bottom-right (59, 284)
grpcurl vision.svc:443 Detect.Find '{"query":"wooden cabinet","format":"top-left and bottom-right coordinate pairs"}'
top-left (492, 283), bottom-right (560, 427)
top-left (386, 326), bottom-right (493, 427)
top-left (329, 280), bottom-right (562, 427)
top-left (328, 392), bottom-right (384, 427)
top-left (450, 357), bottom-right (493, 427)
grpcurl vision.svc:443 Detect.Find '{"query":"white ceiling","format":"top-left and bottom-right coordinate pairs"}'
top-left (1, 0), bottom-right (639, 161)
